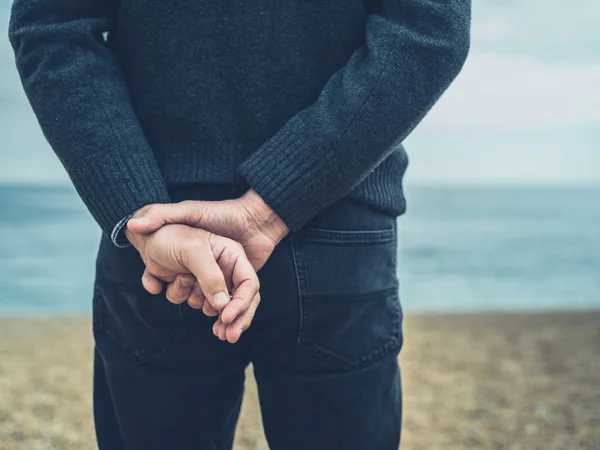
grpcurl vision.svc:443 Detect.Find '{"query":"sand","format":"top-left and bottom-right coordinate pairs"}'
top-left (0, 312), bottom-right (598, 450)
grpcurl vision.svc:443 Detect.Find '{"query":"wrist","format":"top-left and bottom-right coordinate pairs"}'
top-left (124, 225), bottom-right (146, 253)
top-left (124, 204), bottom-right (156, 250)
top-left (238, 189), bottom-right (289, 245)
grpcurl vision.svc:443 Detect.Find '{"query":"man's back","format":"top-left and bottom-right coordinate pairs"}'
top-left (10, 0), bottom-right (469, 235)
top-left (110, 0), bottom-right (411, 215)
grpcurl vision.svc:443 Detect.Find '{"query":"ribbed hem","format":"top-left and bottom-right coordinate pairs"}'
top-left (70, 152), bottom-right (171, 242)
top-left (347, 145), bottom-right (409, 216)
top-left (239, 128), bottom-right (409, 231)
top-left (238, 128), bottom-right (333, 231)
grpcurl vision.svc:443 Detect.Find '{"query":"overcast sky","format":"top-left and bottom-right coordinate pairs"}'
top-left (1, 0), bottom-right (598, 185)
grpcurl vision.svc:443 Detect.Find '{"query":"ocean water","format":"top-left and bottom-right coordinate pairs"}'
top-left (0, 184), bottom-right (598, 315)
top-left (399, 186), bottom-right (599, 312)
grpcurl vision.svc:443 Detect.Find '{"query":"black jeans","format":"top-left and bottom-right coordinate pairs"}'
top-left (92, 184), bottom-right (403, 450)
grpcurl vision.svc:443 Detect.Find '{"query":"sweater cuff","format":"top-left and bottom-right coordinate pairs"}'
top-left (68, 155), bottom-right (172, 242)
top-left (238, 127), bottom-right (345, 232)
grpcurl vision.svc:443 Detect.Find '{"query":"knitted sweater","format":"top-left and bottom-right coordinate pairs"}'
top-left (9, 0), bottom-right (470, 238)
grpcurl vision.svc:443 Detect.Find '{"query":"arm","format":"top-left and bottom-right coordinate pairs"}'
top-left (238, 0), bottom-right (471, 231)
top-left (9, 0), bottom-right (171, 240)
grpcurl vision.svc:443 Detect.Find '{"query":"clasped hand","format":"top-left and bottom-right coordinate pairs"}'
top-left (124, 189), bottom-right (289, 344)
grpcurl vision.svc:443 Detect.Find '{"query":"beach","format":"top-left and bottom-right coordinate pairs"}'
top-left (0, 312), bottom-right (598, 449)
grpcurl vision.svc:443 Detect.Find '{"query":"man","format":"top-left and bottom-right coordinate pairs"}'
top-left (9, 0), bottom-right (470, 448)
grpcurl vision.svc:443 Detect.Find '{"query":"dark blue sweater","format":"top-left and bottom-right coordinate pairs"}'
top-left (9, 0), bottom-right (470, 238)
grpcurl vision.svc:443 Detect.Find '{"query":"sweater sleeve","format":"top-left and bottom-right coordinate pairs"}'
top-left (9, 0), bottom-right (171, 240)
top-left (239, 0), bottom-right (471, 231)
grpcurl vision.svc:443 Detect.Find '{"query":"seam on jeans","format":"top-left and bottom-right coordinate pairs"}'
top-left (302, 227), bottom-right (396, 244)
top-left (304, 285), bottom-right (399, 304)
top-left (289, 234), bottom-right (306, 345)
top-left (276, 348), bottom-right (402, 381)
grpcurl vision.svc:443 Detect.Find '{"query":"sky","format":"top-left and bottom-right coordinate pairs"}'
top-left (0, 0), bottom-right (598, 185)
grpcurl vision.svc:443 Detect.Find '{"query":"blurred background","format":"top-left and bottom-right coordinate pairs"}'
top-left (0, 0), bottom-right (598, 449)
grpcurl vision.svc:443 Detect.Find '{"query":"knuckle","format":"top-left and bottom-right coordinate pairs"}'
top-left (179, 274), bottom-right (195, 287)
top-left (137, 204), bottom-right (153, 216)
top-left (168, 286), bottom-right (185, 301)
top-left (145, 204), bottom-right (158, 216)
top-left (178, 200), bottom-right (192, 211)
top-left (188, 299), bottom-right (203, 309)
top-left (146, 263), bottom-right (165, 278)
top-left (192, 286), bottom-right (205, 300)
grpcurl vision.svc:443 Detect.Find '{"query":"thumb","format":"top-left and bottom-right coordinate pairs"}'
top-left (127, 202), bottom-right (204, 235)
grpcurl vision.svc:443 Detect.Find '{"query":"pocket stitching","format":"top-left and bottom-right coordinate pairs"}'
top-left (290, 234), bottom-right (309, 345)
top-left (291, 232), bottom-right (402, 370)
top-left (304, 286), bottom-right (399, 304)
top-left (306, 294), bottom-right (402, 368)
top-left (302, 227), bottom-right (396, 244)
top-left (92, 282), bottom-right (186, 365)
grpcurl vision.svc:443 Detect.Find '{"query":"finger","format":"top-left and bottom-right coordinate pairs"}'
top-left (187, 282), bottom-right (205, 309)
top-left (212, 319), bottom-right (226, 341)
top-left (165, 274), bottom-right (195, 304)
top-left (219, 280), bottom-right (259, 325)
top-left (127, 201), bottom-right (206, 235)
top-left (184, 239), bottom-right (231, 312)
top-left (212, 319), bottom-right (225, 340)
top-left (219, 322), bottom-right (228, 341)
top-left (216, 257), bottom-right (236, 296)
top-left (225, 293), bottom-right (261, 344)
top-left (219, 256), bottom-right (260, 325)
top-left (141, 269), bottom-right (163, 295)
top-left (202, 301), bottom-right (220, 317)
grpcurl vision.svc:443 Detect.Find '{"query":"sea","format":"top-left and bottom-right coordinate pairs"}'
top-left (0, 184), bottom-right (598, 316)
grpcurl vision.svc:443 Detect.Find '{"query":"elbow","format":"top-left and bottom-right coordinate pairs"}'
top-left (7, 18), bottom-right (19, 53)
top-left (447, 22), bottom-right (471, 81)
top-left (443, 1), bottom-right (471, 82)
top-left (8, 28), bottom-right (29, 76)
top-left (390, 0), bottom-right (472, 91)
top-left (8, 1), bottom-right (51, 63)
top-left (8, 5), bottom-right (29, 62)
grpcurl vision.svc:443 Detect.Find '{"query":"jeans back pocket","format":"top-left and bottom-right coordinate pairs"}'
top-left (93, 279), bottom-right (186, 365)
top-left (290, 199), bottom-right (403, 370)
top-left (92, 237), bottom-right (186, 365)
